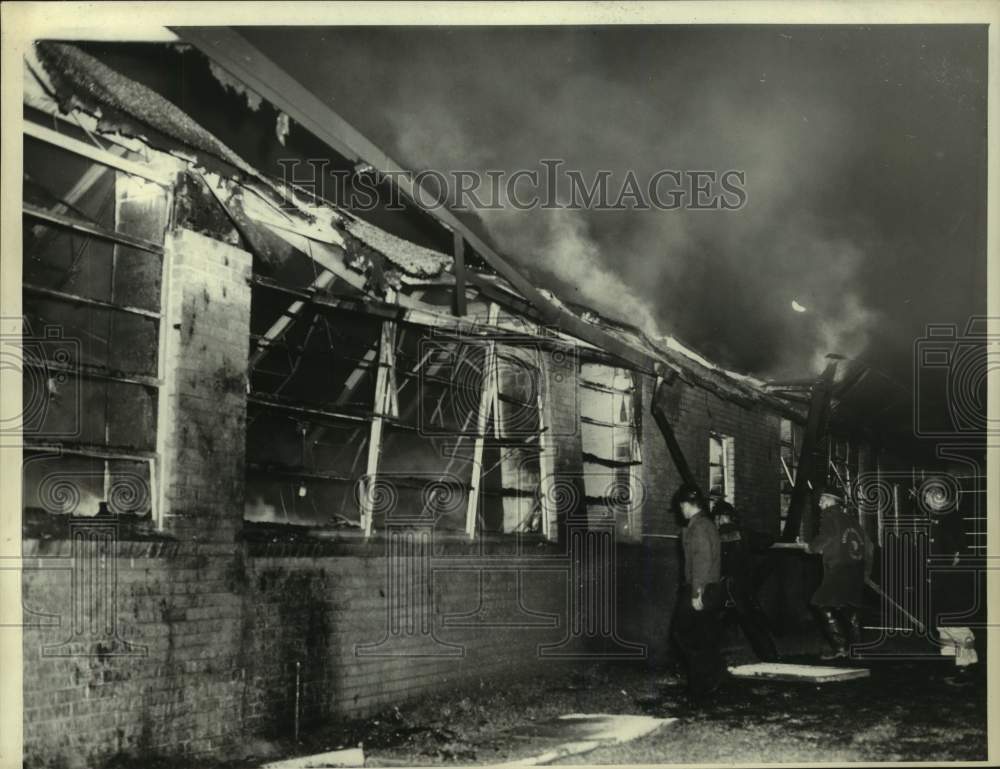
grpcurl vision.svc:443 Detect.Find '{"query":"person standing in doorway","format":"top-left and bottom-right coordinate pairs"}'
top-left (802, 485), bottom-right (867, 660)
top-left (713, 500), bottom-right (780, 662)
top-left (672, 484), bottom-right (725, 701)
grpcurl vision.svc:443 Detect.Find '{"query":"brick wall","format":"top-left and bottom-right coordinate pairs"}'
top-left (639, 373), bottom-right (782, 536)
top-left (159, 228), bottom-right (252, 543)
top-left (21, 539), bottom-right (568, 767)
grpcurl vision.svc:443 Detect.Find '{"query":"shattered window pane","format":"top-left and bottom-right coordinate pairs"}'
top-left (23, 224), bottom-right (116, 301)
top-left (496, 345), bottom-right (541, 439)
top-left (579, 364), bottom-right (641, 537)
top-left (22, 452), bottom-right (105, 517)
top-left (24, 136), bottom-right (117, 228)
top-left (245, 287), bottom-right (380, 527)
top-left (393, 324), bottom-right (486, 434)
top-left (21, 129), bottom-right (169, 531)
top-left (249, 295), bottom-right (380, 414)
top-left (377, 423), bottom-right (476, 534)
top-left (115, 173), bottom-right (168, 245)
top-left (708, 432), bottom-right (734, 505)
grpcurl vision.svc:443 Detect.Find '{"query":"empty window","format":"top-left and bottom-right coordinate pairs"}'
top-left (708, 432), bottom-right (735, 506)
top-left (467, 341), bottom-right (546, 537)
top-left (245, 270), bottom-right (380, 529)
top-left (579, 364), bottom-right (642, 539)
top-left (779, 418), bottom-right (801, 526)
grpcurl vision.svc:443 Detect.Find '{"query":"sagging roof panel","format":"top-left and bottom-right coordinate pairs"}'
top-left (341, 215), bottom-right (453, 279)
top-left (35, 41), bottom-right (257, 177)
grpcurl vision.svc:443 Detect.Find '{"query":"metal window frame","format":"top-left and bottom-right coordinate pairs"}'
top-left (23, 203), bottom-right (165, 256)
top-left (23, 121), bottom-right (171, 526)
top-left (579, 363), bottom-right (644, 540)
top-left (24, 120), bottom-right (175, 187)
top-left (709, 430), bottom-right (735, 505)
top-left (778, 418), bottom-right (799, 523)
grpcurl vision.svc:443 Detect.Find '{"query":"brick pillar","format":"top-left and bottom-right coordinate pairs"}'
top-left (159, 228), bottom-right (252, 542)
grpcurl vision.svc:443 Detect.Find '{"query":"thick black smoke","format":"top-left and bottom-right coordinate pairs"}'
top-left (244, 25), bottom-right (987, 381)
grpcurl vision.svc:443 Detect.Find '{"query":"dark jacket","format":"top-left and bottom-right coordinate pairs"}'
top-left (682, 512), bottom-right (721, 596)
top-left (719, 522), bottom-right (774, 586)
top-left (808, 503), bottom-right (866, 607)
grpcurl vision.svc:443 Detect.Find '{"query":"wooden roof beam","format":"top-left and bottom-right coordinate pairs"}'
top-left (172, 27), bottom-right (654, 373)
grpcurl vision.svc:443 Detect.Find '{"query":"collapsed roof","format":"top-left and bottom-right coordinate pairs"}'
top-left (26, 38), bottom-right (808, 418)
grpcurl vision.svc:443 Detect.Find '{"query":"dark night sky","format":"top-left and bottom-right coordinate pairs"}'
top-left (241, 25), bottom-right (987, 384)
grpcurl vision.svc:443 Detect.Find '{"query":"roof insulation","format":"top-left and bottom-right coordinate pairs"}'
top-left (35, 41), bottom-right (258, 177)
top-left (340, 215), bottom-right (453, 278)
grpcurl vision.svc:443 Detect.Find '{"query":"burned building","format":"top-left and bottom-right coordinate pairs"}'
top-left (17, 34), bottom-right (986, 768)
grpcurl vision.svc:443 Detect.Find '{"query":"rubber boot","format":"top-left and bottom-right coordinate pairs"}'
top-left (818, 607), bottom-right (848, 660)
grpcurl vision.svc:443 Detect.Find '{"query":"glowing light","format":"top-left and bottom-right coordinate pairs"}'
top-left (791, 300), bottom-right (808, 313)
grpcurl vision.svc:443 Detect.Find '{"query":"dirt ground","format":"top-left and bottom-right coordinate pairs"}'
top-left (554, 658), bottom-right (988, 764)
top-left (108, 643), bottom-right (988, 767)
top-left (289, 653), bottom-right (987, 766)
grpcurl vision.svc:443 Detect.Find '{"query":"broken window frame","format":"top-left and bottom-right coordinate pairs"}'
top-left (244, 273), bottom-right (382, 531)
top-left (245, 279), bottom-right (559, 540)
top-left (21, 118), bottom-right (172, 526)
top-left (708, 431), bottom-right (735, 506)
top-left (827, 436), bottom-right (855, 500)
top-left (578, 364), bottom-right (644, 541)
top-left (779, 418), bottom-right (800, 529)
top-left (462, 305), bottom-right (554, 541)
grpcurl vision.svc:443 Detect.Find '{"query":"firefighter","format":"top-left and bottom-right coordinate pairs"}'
top-left (713, 500), bottom-right (780, 662)
top-left (672, 484), bottom-right (725, 701)
top-left (802, 485), bottom-right (867, 660)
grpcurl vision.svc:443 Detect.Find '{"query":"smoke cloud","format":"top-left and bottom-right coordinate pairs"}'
top-left (246, 25), bottom-right (986, 381)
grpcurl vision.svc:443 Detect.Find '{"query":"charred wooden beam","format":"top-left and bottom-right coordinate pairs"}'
top-left (173, 27), bottom-right (655, 373)
top-left (453, 231), bottom-right (467, 317)
top-left (780, 360), bottom-right (839, 542)
top-left (650, 374), bottom-right (698, 491)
